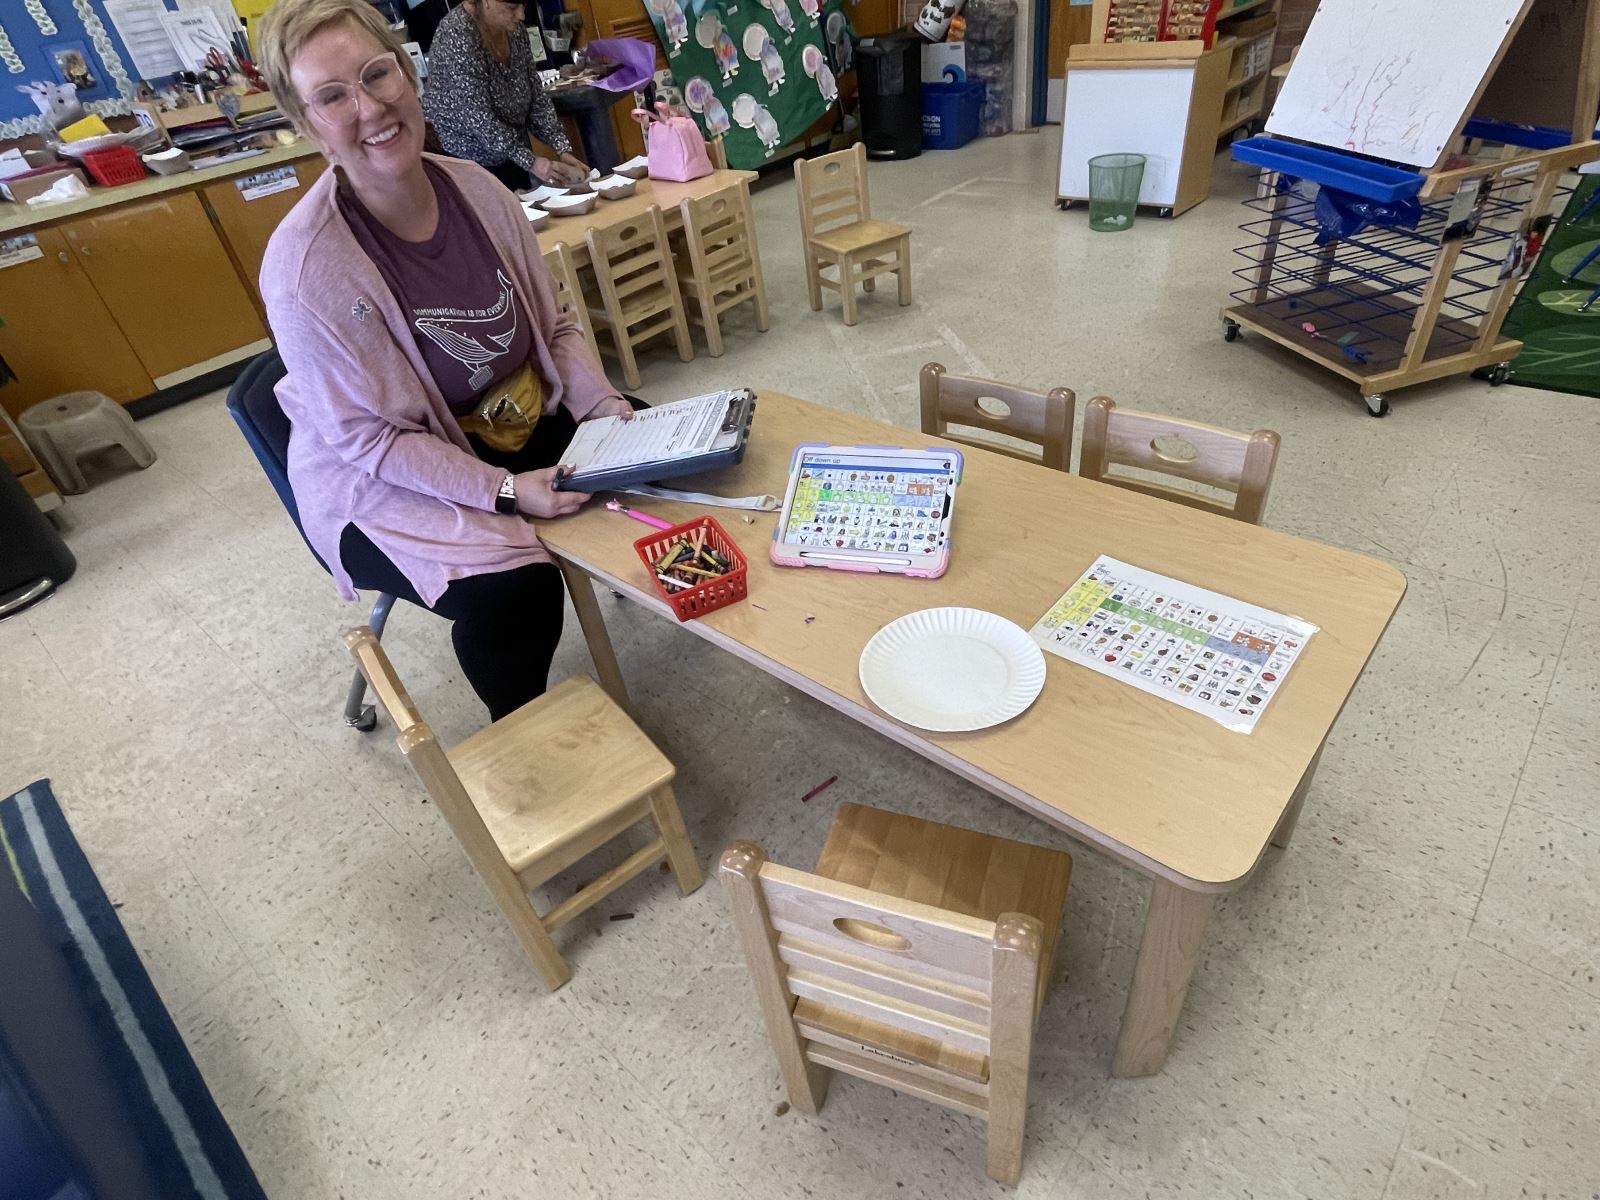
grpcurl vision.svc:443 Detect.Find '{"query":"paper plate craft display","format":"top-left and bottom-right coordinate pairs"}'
top-left (646, 0), bottom-right (848, 168)
top-left (731, 92), bottom-right (781, 153)
top-left (650, 0), bottom-right (691, 52)
top-left (683, 75), bottom-right (731, 135)
top-left (800, 44), bottom-right (837, 102)
top-left (758, 0), bottom-right (798, 38)
top-left (743, 25), bottom-right (785, 93)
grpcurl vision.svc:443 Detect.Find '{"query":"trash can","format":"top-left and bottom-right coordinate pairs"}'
top-left (1088, 153), bottom-right (1146, 231)
top-left (0, 467), bottom-right (74, 620)
top-left (857, 35), bottom-right (922, 160)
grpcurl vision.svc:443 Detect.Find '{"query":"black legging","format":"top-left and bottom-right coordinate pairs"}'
top-left (341, 401), bottom-right (641, 721)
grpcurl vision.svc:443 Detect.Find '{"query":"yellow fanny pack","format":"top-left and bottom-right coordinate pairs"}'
top-left (456, 363), bottom-right (544, 453)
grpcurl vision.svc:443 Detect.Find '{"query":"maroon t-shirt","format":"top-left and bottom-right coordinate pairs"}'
top-left (340, 161), bottom-right (534, 416)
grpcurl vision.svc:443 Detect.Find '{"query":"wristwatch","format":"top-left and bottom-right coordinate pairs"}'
top-left (495, 473), bottom-right (517, 515)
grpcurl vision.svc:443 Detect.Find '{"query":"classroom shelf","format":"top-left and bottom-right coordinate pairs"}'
top-left (1225, 69), bottom-right (1268, 94)
top-left (1219, 0), bottom-right (1275, 14)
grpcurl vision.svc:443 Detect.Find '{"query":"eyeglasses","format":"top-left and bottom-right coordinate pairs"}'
top-left (305, 52), bottom-right (408, 127)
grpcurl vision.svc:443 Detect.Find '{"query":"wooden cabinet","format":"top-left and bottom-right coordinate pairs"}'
top-left (0, 228), bottom-right (154, 419)
top-left (203, 157), bottom-right (327, 311)
top-left (60, 193), bottom-right (267, 385)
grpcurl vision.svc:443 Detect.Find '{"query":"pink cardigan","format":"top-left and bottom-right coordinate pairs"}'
top-left (259, 154), bottom-right (621, 605)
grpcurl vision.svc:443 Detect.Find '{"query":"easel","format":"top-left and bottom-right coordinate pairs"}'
top-left (1219, 0), bottom-right (1600, 416)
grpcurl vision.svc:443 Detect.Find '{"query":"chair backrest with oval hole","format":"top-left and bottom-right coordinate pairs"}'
top-left (794, 142), bottom-right (870, 240)
top-left (586, 205), bottom-right (678, 324)
top-left (719, 839), bottom-right (1043, 1103)
top-left (919, 362), bottom-right (1075, 473)
top-left (1078, 395), bottom-right (1281, 524)
top-left (682, 185), bottom-right (757, 291)
top-left (543, 241), bottom-right (601, 362)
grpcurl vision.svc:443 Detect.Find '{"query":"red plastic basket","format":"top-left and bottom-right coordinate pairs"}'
top-left (633, 516), bottom-right (749, 622)
top-left (81, 146), bottom-right (146, 187)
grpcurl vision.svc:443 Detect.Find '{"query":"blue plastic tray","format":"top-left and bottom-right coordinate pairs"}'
top-left (1230, 137), bottom-right (1425, 203)
top-left (1460, 118), bottom-right (1577, 151)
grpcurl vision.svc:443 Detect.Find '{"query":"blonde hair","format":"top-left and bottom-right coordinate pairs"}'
top-left (255, 0), bottom-right (417, 130)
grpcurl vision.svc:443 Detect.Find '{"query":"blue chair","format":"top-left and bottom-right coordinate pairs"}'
top-left (226, 350), bottom-right (395, 732)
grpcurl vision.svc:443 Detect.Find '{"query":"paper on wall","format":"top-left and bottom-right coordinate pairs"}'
top-left (104, 0), bottom-right (185, 80)
top-left (160, 8), bottom-right (232, 72)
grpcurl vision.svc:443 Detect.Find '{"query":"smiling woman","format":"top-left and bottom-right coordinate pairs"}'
top-left (252, 0), bottom-right (638, 720)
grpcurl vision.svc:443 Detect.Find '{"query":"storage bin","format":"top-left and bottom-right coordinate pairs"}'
top-left (921, 66), bottom-right (985, 151)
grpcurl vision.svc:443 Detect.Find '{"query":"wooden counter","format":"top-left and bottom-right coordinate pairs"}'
top-left (0, 141), bottom-right (325, 419)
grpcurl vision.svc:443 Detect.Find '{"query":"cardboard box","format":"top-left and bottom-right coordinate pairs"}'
top-left (922, 42), bottom-right (967, 83)
top-left (0, 165), bottom-right (88, 205)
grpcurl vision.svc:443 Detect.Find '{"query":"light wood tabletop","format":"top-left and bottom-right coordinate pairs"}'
top-left (532, 169), bottom-right (756, 267)
top-left (534, 392), bottom-right (1405, 1074)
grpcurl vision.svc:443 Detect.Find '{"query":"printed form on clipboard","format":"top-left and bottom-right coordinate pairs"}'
top-left (552, 389), bottom-right (755, 492)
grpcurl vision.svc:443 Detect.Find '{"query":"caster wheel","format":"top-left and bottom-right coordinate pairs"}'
top-left (1222, 319), bottom-right (1242, 343)
top-left (1365, 394), bottom-right (1391, 418)
top-left (1488, 362), bottom-right (1510, 386)
top-left (1057, 199), bottom-right (1073, 210)
top-left (347, 705), bottom-right (378, 732)
top-left (1158, 207), bottom-right (1174, 218)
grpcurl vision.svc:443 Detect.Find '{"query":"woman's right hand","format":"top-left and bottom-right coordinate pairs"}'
top-left (513, 466), bottom-right (591, 518)
top-left (533, 157), bottom-right (586, 186)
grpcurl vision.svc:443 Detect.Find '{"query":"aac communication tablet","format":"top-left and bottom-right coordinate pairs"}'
top-left (770, 444), bottom-right (963, 578)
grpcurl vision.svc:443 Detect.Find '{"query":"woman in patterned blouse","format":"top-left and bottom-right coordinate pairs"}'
top-left (423, 0), bottom-right (589, 190)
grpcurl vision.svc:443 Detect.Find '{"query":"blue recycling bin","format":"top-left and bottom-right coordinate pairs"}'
top-left (921, 66), bottom-right (985, 151)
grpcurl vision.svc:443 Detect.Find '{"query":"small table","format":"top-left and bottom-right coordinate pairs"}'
top-left (535, 393), bottom-right (1406, 1076)
top-left (534, 169), bottom-right (757, 269)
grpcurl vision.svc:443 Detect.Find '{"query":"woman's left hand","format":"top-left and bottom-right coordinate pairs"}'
top-left (559, 152), bottom-right (591, 182)
top-left (585, 395), bottom-right (635, 422)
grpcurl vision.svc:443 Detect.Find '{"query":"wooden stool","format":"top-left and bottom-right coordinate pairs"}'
top-left (584, 206), bottom-right (693, 390)
top-left (720, 802), bottom-right (1072, 1186)
top-left (677, 183), bottom-right (771, 357)
top-left (1078, 395), bottom-right (1282, 524)
top-left (794, 143), bottom-right (912, 326)
top-left (346, 629), bottom-right (703, 990)
top-left (919, 362), bottom-right (1076, 472)
top-left (19, 391), bottom-right (156, 495)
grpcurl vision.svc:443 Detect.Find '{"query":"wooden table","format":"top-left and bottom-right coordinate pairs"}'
top-left (533, 169), bottom-right (757, 268)
top-left (534, 393), bottom-right (1405, 1075)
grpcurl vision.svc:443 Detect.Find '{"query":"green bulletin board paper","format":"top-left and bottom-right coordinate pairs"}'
top-left (643, 0), bottom-right (850, 170)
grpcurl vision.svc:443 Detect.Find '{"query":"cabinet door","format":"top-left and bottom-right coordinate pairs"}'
top-left (60, 192), bottom-right (267, 384)
top-left (203, 156), bottom-right (327, 309)
top-left (0, 228), bottom-right (154, 418)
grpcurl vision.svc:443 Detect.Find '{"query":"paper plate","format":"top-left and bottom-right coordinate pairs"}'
top-left (859, 608), bottom-right (1046, 733)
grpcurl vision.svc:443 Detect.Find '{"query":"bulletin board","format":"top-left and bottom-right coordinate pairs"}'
top-left (641, 0), bottom-right (853, 170)
top-left (0, 0), bottom-right (149, 135)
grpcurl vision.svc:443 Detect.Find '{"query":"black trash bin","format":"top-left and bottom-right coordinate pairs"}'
top-left (857, 35), bottom-right (922, 160)
top-left (0, 468), bottom-right (74, 620)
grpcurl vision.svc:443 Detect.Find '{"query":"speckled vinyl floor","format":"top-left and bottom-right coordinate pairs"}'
top-left (4, 134), bottom-right (1598, 1199)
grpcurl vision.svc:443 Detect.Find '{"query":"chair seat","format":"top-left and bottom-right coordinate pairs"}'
top-left (447, 675), bottom-right (674, 879)
top-left (814, 802), bottom-right (1073, 1006)
top-left (808, 219), bottom-right (910, 256)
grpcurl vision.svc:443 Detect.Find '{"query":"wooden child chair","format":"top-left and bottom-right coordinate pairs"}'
top-left (542, 242), bottom-right (601, 365)
top-left (584, 205), bottom-right (694, 389)
top-left (1078, 396), bottom-right (1281, 524)
top-left (720, 802), bottom-right (1073, 1186)
top-left (794, 142), bottom-right (912, 326)
top-left (919, 362), bottom-right (1076, 473)
top-left (677, 183), bottom-right (771, 356)
top-left (708, 135), bottom-right (729, 169)
top-left (344, 628), bottom-right (703, 990)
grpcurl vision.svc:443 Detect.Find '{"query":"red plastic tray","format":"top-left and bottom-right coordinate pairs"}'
top-left (633, 516), bottom-right (749, 622)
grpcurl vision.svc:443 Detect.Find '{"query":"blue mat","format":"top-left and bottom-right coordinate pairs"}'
top-left (0, 780), bottom-right (268, 1200)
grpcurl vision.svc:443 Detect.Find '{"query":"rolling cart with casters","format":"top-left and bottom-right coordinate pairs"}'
top-left (1220, 136), bottom-right (1597, 416)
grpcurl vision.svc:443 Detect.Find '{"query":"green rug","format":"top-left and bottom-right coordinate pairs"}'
top-left (1502, 176), bottom-right (1600, 397)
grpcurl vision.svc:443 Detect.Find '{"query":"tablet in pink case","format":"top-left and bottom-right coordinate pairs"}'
top-left (769, 443), bottom-right (963, 579)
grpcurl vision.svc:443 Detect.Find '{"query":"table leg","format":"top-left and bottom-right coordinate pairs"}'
top-left (1112, 878), bottom-right (1214, 1077)
top-left (556, 558), bottom-right (632, 710)
top-left (1272, 743), bottom-right (1324, 850)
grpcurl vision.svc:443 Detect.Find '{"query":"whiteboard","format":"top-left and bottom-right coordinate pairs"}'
top-left (1058, 67), bottom-right (1192, 206)
top-left (1266, 0), bottom-right (1529, 168)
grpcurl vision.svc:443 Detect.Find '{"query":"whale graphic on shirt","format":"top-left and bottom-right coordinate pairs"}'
top-left (413, 270), bottom-right (518, 390)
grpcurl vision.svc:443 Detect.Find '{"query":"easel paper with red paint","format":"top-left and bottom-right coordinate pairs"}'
top-left (1029, 555), bottom-right (1317, 734)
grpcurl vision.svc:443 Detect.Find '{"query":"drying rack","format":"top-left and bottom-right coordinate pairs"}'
top-left (1219, 139), bottom-right (1596, 416)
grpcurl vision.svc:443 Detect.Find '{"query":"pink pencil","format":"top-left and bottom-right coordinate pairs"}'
top-left (605, 499), bottom-right (674, 530)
